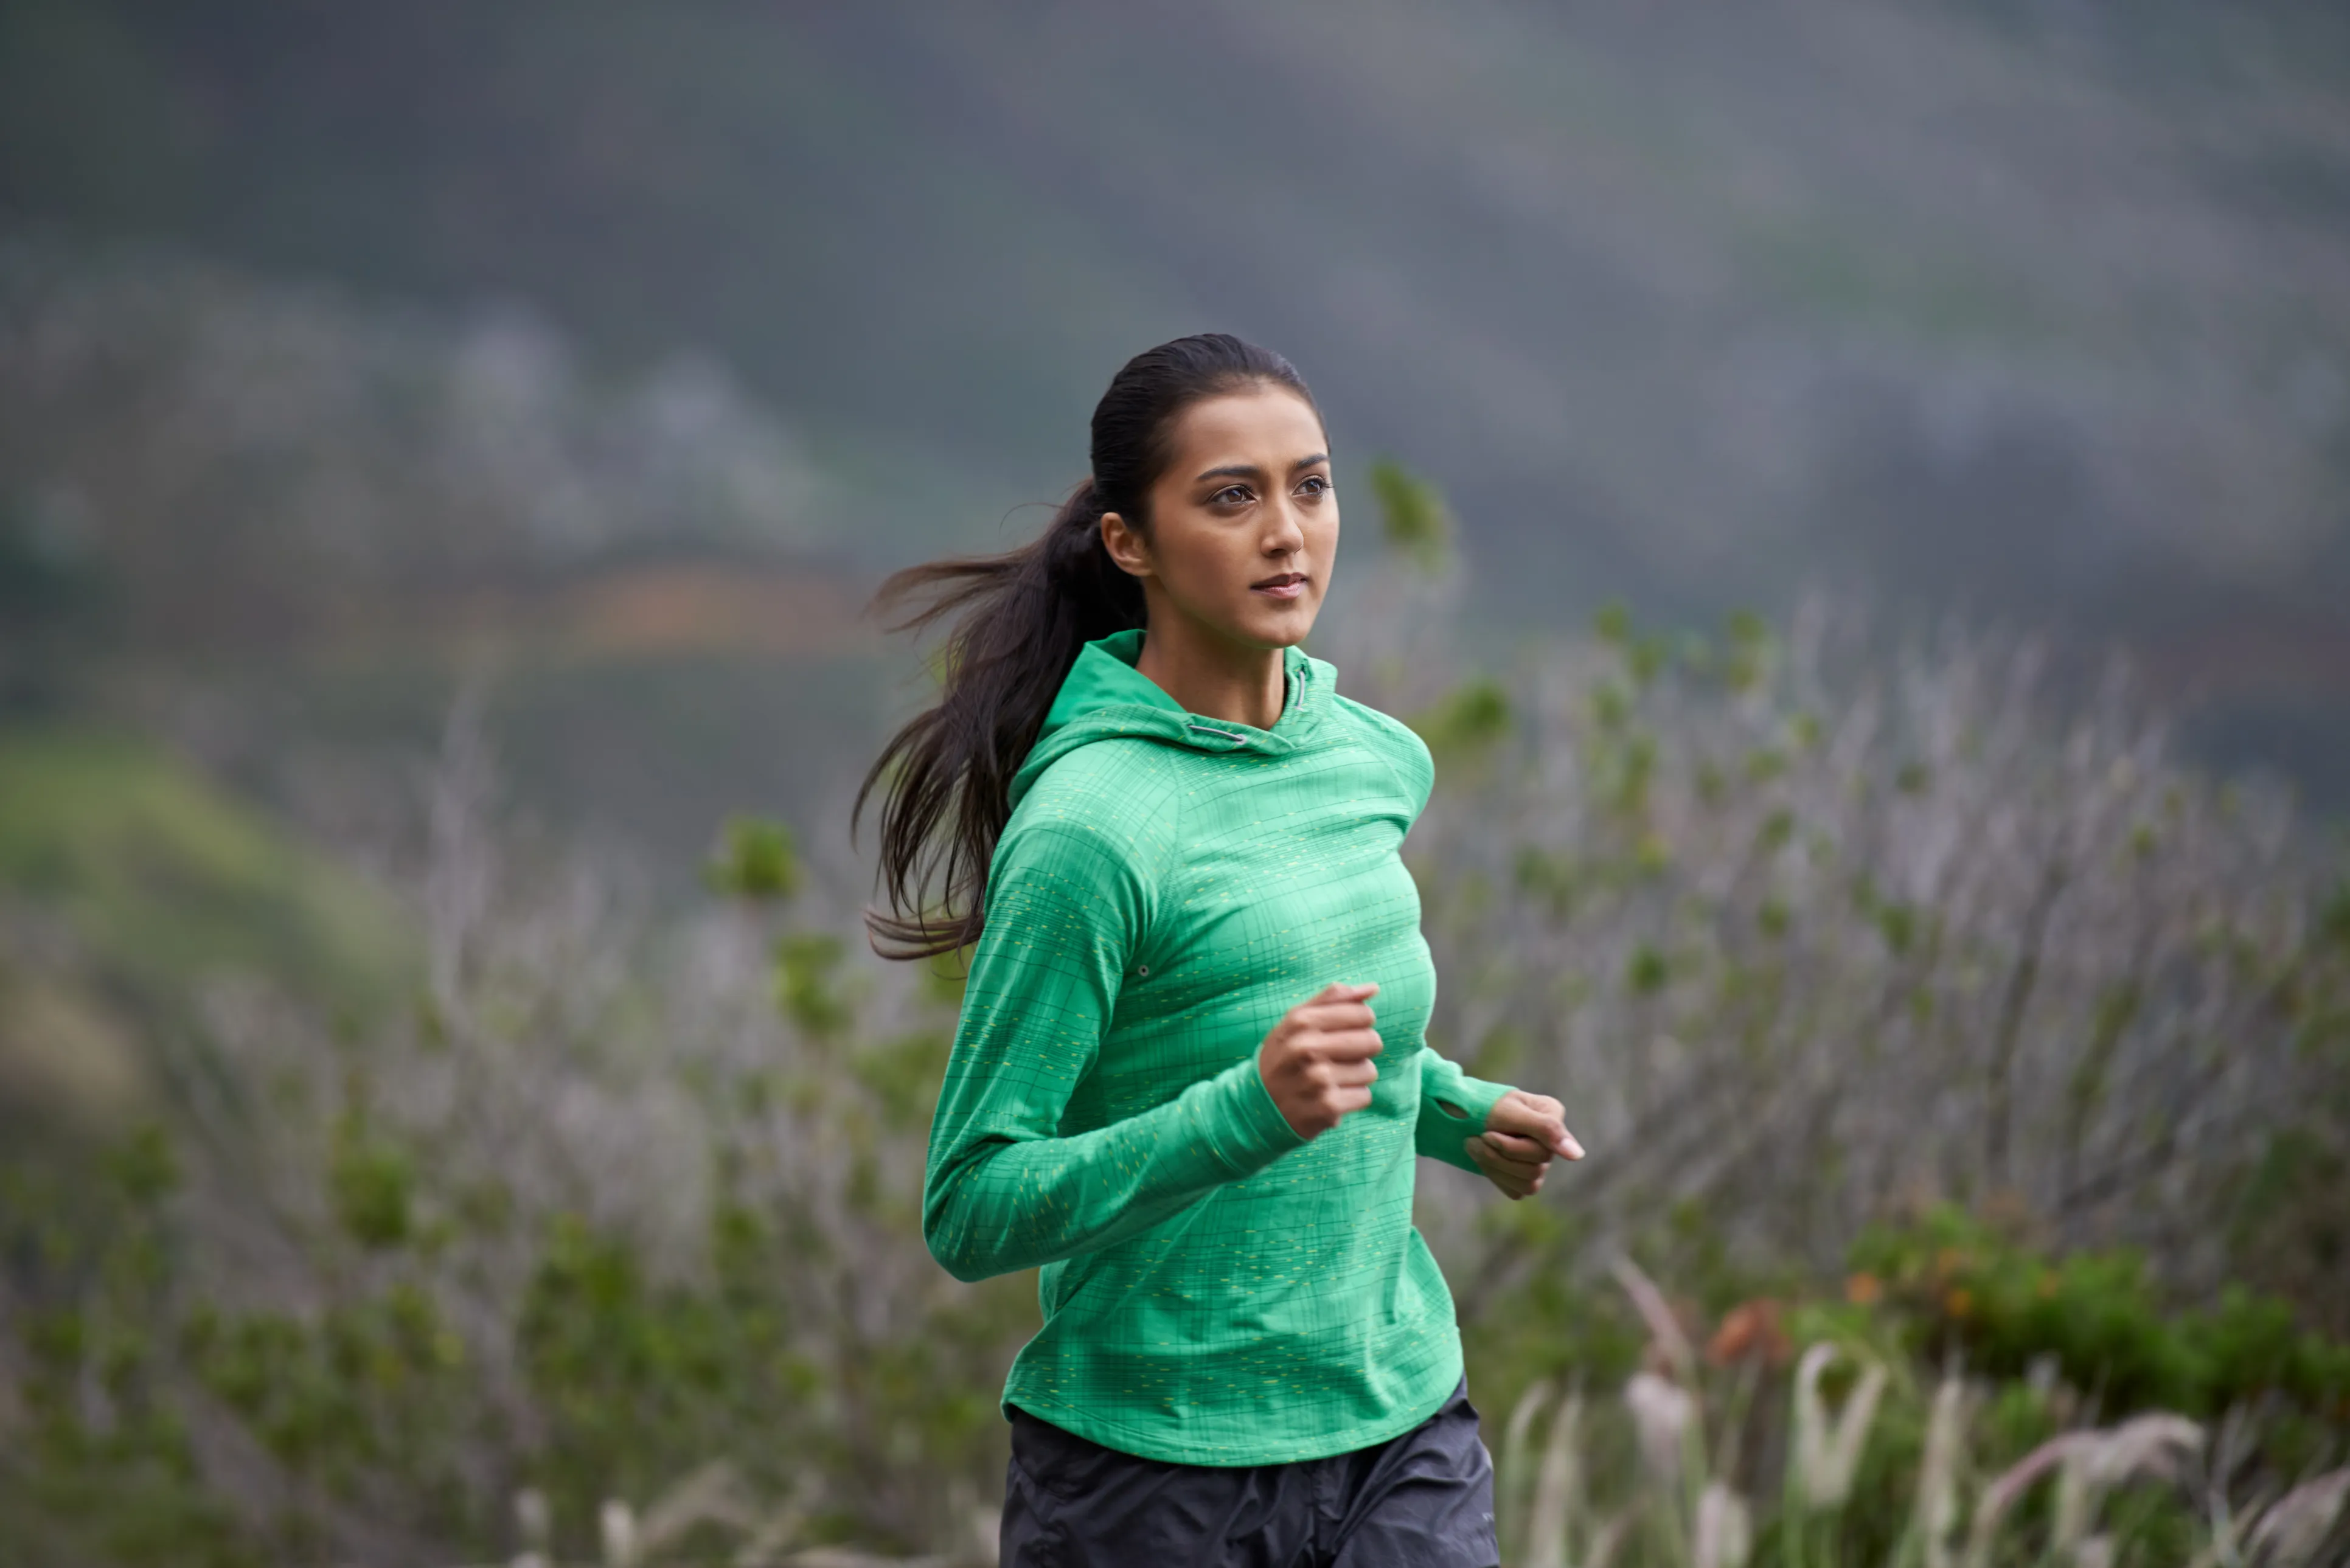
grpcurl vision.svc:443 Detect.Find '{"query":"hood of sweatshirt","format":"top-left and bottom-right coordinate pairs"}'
top-left (1007, 628), bottom-right (1335, 812)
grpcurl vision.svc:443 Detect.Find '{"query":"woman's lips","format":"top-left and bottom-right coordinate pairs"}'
top-left (1251, 574), bottom-right (1307, 601)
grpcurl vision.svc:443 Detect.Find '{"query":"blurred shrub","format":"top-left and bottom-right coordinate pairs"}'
top-left (703, 813), bottom-right (801, 902)
top-left (5, 592), bottom-right (2348, 1564)
top-left (1366, 457), bottom-right (1451, 571)
top-left (0, 716), bottom-right (1028, 1564)
top-left (1843, 1204), bottom-right (2350, 1429)
top-left (1476, 1221), bottom-right (2350, 1568)
top-left (1381, 597), bottom-right (2350, 1347)
top-left (1409, 675), bottom-right (1514, 761)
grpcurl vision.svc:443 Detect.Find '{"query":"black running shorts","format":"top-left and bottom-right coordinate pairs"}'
top-left (999, 1375), bottom-right (1501, 1567)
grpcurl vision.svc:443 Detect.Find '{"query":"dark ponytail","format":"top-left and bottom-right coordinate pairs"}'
top-left (853, 333), bottom-right (1316, 959)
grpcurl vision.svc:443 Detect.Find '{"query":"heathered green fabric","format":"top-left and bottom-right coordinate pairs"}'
top-left (922, 627), bottom-right (1517, 1466)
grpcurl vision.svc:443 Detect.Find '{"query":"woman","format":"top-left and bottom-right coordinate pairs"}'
top-left (856, 334), bottom-right (1583, 1566)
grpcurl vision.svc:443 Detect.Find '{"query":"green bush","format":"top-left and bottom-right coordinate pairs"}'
top-left (1847, 1204), bottom-right (2350, 1426)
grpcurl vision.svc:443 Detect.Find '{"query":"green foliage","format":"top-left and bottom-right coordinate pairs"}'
top-left (703, 813), bottom-right (801, 901)
top-left (99, 1121), bottom-right (177, 1204)
top-left (517, 1210), bottom-right (799, 1542)
top-left (326, 1106), bottom-right (415, 1251)
top-left (773, 930), bottom-right (852, 1040)
top-left (1408, 676), bottom-right (1513, 758)
top-left (1366, 457), bottom-right (1450, 570)
top-left (1848, 1205), bottom-right (2350, 1425)
top-left (9, 593), bottom-right (2349, 1563)
top-left (2322, 881), bottom-right (2350, 952)
top-left (184, 1285), bottom-right (474, 1494)
top-left (2227, 1124), bottom-right (2350, 1317)
top-left (1417, 595), bottom-right (2350, 1362)
top-left (1722, 609), bottom-right (1773, 692)
top-left (1472, 1212), bottom-right (2350, 1568)
top-left (2, 1142), bottom-right (270, 1567)
top-left (0, 822), bottom-right (1033, 1564)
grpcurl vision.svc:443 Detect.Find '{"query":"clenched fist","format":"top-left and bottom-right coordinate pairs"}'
top-left (1257, 982), bottom-right (1385, 1141)
top-left (1465, 1089), bottom-right (1585, 1199)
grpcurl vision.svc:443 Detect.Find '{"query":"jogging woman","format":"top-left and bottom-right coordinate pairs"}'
top-left (856, 334), bottom-right (1583, 1567)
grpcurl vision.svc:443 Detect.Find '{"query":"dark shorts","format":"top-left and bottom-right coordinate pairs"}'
top-left (999, 1376), bottom-right (1500, 1567)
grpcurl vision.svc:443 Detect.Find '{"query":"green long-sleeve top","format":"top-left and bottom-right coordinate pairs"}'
top-left (922, 628), bottom-right (1518, 1465)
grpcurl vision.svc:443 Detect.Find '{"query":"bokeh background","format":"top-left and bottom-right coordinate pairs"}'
top-left (2, 4), bottom-right (2347, 1566)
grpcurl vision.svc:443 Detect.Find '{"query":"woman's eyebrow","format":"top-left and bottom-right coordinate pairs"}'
top-left (1192, 453), bottom-right (1330, 484)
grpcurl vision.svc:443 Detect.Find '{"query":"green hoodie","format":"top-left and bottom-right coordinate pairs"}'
top-left (922, 627), bottom-right (1517, 1465)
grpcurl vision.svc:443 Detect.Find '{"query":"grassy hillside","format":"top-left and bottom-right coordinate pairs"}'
top-left (0, 724), bottom-right (417, 1134)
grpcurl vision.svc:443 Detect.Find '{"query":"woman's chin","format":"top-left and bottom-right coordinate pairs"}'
top-left (1239, 616), bottom-right (1317, 651)
top-left (1158, 592), bottom-right (1321, 652)
top-left (1231, 596), bottom-right (1321, 647)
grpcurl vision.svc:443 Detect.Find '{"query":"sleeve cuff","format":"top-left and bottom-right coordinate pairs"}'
top-left (1416, 1055), bottom-right (1517, 1171)
top-left (1192, 1047), bottom-right (1309, 1175)
top-left (1427, 1074), bottom-right (1511, 1126)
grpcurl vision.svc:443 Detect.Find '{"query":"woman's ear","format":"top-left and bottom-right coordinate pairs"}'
top-left (1099, 511), bottom-right (1153, 580)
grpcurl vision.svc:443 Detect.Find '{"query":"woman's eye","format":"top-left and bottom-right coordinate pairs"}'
top-left (1297, 474), bottom-right (1332, 497)
top-left (1214, 485), bottom-right (1252, 505)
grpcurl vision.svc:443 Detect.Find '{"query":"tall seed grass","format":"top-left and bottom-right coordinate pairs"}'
top-left (1495, 1269), bottom-right (2349, 1568)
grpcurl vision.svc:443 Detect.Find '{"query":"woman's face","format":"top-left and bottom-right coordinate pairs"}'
top-left (1100, 384), bottom-right (1337, 652)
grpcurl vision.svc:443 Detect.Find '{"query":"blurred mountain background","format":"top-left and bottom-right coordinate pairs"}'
top-left (4, 0), bottom-right (2348, 869)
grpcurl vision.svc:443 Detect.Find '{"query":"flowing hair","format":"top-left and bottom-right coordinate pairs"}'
top-left (853, 333), bottom-right (1317, 959)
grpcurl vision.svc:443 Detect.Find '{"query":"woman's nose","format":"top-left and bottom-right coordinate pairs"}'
top-left (1265, 498), bottom-right (1307, 552)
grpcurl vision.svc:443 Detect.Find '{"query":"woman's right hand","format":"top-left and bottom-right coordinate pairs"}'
top-left (1256, 982), bottom-right (1384, 1141)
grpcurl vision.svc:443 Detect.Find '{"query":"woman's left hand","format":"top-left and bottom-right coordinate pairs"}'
top-left (1464, 1090), bottom-right (1584, 1200)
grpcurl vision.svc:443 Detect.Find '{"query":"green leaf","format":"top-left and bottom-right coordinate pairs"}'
top-left (704, 814), bottom-right (800, 901)
top-left (1408, 677), bottom-right (1512, 757)
top-left (1367, 457), bottom-right (1450, 569)
top-left (327, 1112), bottom-right (413, 1251)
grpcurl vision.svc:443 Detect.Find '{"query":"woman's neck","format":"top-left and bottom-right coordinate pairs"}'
top-left (1133, 622), bottom-right (1289, 730)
